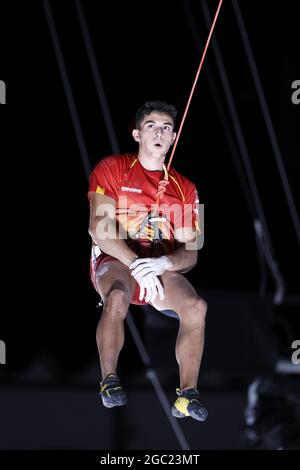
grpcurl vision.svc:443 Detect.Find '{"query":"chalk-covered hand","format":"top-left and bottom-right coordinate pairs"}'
top-left (136, 273), bottom-right (165, 303)
top-left (130, 256), bottom-right (172, 280)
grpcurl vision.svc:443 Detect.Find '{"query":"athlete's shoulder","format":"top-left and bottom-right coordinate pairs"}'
top-left (170, 167), bottom-right (196, 191)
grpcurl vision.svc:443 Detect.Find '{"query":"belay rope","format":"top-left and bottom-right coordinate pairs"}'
top-left (153, 0), bottom-right (224, 215)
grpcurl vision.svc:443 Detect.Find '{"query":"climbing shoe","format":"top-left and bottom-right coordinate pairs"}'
top-left (172, 388), bottom-right (208, 421)
top-left (99, 373), bottom-right (127, 408)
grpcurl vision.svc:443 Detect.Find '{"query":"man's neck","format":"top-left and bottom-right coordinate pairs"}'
top-left (138, 151), bottom-right (165, 171)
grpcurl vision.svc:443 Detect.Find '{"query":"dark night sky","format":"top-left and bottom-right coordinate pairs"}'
top-left (0, 0), bottom-right (299, 370)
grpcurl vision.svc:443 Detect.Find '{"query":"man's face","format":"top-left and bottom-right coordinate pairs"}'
top-left (133, 111), bottom-right (176, 157)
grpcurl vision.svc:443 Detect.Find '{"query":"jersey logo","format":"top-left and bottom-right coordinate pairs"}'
top-left (96, 185), bottom-right (105, 195)
top-left (121, 186), bottom-right (142, 194)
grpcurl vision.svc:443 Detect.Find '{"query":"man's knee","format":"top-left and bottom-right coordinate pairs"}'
top-left (104, 282), bottom-right (131, 318)
top-left (182, 296), bottom-right (207, 324)
top-left (197, 297), bottom-right (207, 314)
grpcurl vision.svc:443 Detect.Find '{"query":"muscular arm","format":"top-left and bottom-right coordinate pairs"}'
top-left (88, 193), bottom-right (137, 267)
top-left (165, 227), bottom-right (198, 273)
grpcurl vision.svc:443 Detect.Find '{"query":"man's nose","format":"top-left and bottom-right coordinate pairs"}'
top-left (155, 126), bottom-right (163, 136)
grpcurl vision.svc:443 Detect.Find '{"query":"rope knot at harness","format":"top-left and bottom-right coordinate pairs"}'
top-left (155, 163), bottom-right (169, 201)
top-left (156, 178), bottom-right (170, 199)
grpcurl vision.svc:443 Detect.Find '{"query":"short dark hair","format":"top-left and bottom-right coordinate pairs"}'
top-left (135, 100), bottom-right (177, 129)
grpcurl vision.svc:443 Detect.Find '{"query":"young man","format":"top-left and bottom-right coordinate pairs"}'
top-left (88, 101), bottom-right (208, 421)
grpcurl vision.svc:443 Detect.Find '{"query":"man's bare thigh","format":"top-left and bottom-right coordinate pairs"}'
top-left (151, 270), bottom-right (200, 312)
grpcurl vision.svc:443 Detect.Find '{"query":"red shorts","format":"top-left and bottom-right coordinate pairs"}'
top-left (90, 251), bottom-right (147, 305)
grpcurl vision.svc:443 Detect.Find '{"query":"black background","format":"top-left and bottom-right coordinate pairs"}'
top-left (0, 0), bottom-right (299, 450)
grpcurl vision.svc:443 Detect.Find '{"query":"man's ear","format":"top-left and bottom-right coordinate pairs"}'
top-left (171, 132), bottom-right (177, 145)
top-left (132, 129), bottom-right (140, 142)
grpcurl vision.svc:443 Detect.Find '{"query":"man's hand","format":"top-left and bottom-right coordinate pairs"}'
top-left (130, 256), bottom-right (172, 280)
top-left (136, 272), bottom-right (165, 303)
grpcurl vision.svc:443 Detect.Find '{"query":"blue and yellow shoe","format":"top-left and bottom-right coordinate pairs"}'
top-left (99, 373), bottom-right (127, 408)
top-left (172, 388), bottom-right (208, 421)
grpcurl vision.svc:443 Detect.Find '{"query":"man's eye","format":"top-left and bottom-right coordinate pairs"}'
top-left (164, 126), bottom-right (171, 131)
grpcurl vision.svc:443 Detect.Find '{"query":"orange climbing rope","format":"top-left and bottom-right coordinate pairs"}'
top-left (154, 0), bottom-right (223, 210)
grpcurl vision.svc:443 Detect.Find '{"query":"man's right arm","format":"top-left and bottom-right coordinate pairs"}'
top-left (88, 192), bottom-right (137, 267)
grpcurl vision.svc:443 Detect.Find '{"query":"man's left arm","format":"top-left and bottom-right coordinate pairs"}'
top-left (129, 227), bottom-right (198, 279)
top-left (164, 227), bottom-right (198, 273)
top-left (167, 182), bottom-right (200, 273)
